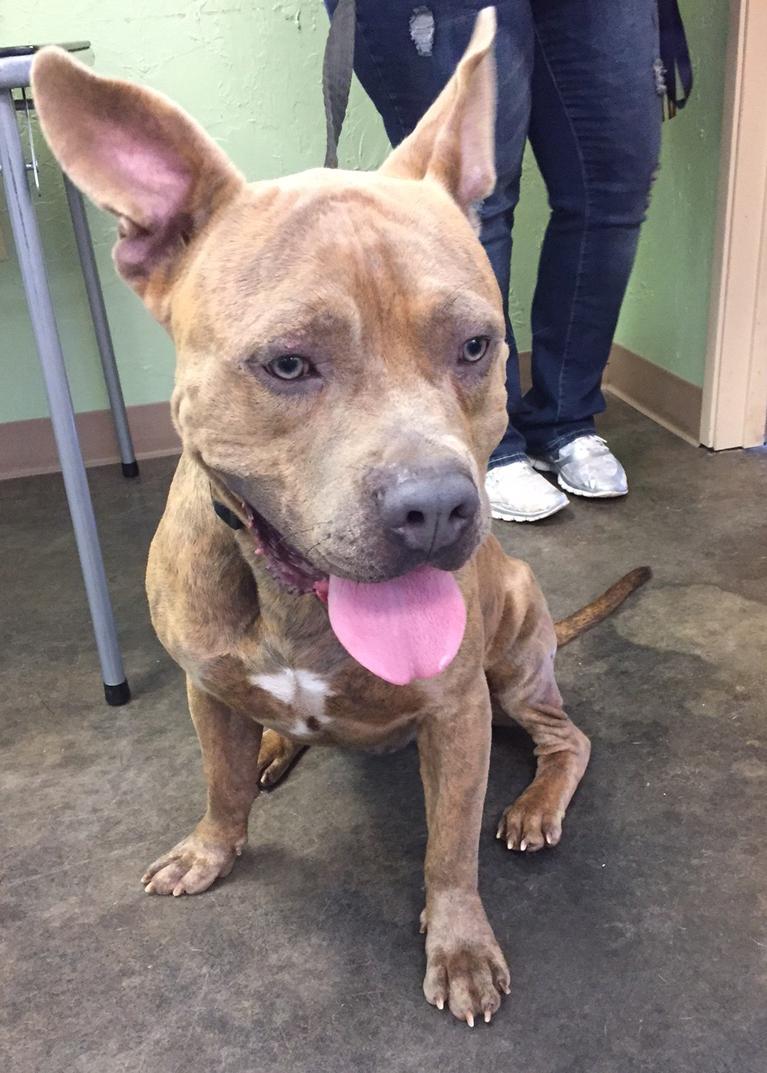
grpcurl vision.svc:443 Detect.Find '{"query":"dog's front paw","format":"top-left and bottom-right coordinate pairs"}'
top-left (422, 891), bottom-right (510, 1025)
top-left (141, 824), bottom-right (244, 896)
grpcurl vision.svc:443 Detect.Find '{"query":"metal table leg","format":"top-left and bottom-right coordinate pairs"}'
top-left (0, 88), bottom-right (130, 706)
top-left (62, 174), bottom-right (139, 479)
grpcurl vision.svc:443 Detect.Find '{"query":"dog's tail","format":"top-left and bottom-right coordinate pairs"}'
top-left (555, 566), bottom-right (651, 647)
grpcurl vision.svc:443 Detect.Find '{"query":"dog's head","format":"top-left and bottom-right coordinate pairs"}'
top-left (33, 10), bottom-right (507, 590)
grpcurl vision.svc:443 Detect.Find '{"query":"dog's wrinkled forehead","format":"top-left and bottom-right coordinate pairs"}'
top-left (175, 171), bottom-right (503, 355)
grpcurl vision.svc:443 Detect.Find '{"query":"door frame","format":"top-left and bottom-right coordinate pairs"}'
top-left (701, 0), bottom-right (767, 450)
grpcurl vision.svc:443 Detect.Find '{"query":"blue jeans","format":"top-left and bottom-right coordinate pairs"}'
top-left (325, 0), bottom-right (662, 463)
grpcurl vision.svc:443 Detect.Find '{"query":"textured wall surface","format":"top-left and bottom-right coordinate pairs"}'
top-left (0, 0), bottom-right (727, 425)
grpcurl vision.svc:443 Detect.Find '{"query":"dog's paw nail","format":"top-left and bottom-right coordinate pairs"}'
top-left (506, 838), bottom-right (514, 851)
top-left (545, 832), bottom-right (553, 845)
top-left (466, 1013), bottom-right (474, 1028)
top-left (502, 983), bottom-right (511, 995)
top-left (436, 998), bottom-right (444, 1011)
top-left (484, 1009), bottom-right (492, 1023)
top-left (519, 839), bottom-right (527, 852)
top-left (172, 885), bottom-right (184, 897)
top-left (144, 883), bottom-right (153, 894)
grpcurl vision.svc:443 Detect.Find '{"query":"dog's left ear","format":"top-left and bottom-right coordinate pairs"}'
top-left (379, 6), bottom-right (496, 215)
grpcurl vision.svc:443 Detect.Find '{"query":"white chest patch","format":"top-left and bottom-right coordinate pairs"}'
top-left (248, 668), bottom-right (333, 738)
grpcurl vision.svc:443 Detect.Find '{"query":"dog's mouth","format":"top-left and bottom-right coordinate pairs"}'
top-left (237, 498), bottom-right (328, 596)
top-left (216, 491), bottom-right (467, 687)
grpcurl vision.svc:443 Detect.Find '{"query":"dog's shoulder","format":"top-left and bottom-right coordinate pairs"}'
top-left (147, 454), bottom-right (259, 667)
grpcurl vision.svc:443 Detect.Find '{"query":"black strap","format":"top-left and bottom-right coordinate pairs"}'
top-left (658, 0), bottom-right (693, 118)
top-left (212, 499), bottom-right (244, 530)
top-left (322, 0), bottom-right (356, 167)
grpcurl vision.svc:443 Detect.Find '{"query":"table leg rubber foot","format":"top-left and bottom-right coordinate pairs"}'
top-left (104, 680), bottom-right (131, 706)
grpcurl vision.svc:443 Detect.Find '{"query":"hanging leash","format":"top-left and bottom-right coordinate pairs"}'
top-left (657, 0), bottom-right (693, 118)
top-left (322, 0), bottom-right (357, 167)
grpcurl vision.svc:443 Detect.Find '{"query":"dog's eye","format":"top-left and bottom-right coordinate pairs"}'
top-left (461, 336), bottom-right (490, 363)
top-left (267, 354), bottom-right (311, 381)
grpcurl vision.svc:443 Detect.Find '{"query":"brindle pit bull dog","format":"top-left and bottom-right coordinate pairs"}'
top-left (32, 10), bottom-right (647, 1026)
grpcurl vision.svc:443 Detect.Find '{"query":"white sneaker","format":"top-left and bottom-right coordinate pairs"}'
top-left (485, 459), bottom-right (569, 523)
top-left (531, 435), bottom-right (628, 498)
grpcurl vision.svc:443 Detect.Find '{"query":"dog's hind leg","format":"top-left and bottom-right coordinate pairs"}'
top-left (257, 730), bottom-right (305, 789)
top-left (142, 679), bottom-right (263, 895)
top-left (486, 560), bottom-right (590, 853)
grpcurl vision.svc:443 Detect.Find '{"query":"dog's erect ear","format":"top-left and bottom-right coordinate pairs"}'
top-left (31, 48), bottom-right (244, 316)
top-left (379, 6), bottom-right (497, 215)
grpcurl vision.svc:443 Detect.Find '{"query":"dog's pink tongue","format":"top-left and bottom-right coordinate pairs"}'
top-left (327, 566), bottom-right (466, 686)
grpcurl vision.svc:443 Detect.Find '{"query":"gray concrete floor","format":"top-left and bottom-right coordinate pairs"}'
top-left (2, 399), bottom-right (766, 1073)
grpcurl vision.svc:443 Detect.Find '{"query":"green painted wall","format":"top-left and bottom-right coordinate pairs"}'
top-left (0, 0), bottom-right (727, 427)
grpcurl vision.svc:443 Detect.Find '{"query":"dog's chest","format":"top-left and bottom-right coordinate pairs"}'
top-left (196, 641), bottom-right (425, 748)
top-left (248, 665), bottom-right (335, 741)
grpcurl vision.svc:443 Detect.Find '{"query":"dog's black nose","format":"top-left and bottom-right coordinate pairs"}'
top-left (377, 471), bottom-right (480, 556)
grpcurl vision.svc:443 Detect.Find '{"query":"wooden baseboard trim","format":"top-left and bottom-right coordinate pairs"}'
top-left (0, 401), bottom-right (180, 481)
top-left (518, 345), bottom-right (702, 445)
top-left (604, 344), bottom-right (702, 446)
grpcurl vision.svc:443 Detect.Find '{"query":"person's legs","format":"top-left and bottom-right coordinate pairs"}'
top-left (516, 0), bottom-right (662, 460)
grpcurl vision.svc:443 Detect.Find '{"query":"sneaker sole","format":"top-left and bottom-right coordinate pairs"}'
top-left (556, 476), bottom-right (628, 499)
top-left (489, 498), bottom-right (569, 523)
top-left (531, 458), bottom-right (628, 499)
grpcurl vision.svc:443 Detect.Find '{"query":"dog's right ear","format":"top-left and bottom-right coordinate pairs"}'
top-left (31, 48), bottom-right (244, 319)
